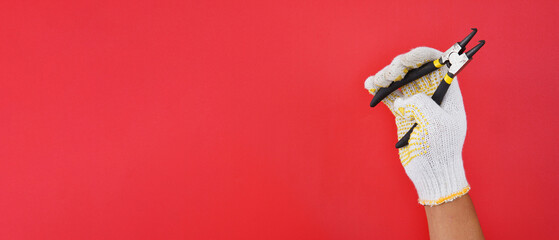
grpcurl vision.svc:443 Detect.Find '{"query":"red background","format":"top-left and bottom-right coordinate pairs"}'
top-left (1, 0), bottom-right (558, 239)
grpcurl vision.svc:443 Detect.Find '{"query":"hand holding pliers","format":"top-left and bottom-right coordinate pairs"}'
top-left (369, 28), bottom-right (485, 148)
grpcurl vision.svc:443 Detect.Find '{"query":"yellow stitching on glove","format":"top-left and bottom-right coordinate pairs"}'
top-left (419, 186), bottom-right (471, 206)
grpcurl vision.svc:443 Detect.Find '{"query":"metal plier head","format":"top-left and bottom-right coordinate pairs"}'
top-left (440, 28), bottom-right (486, 77)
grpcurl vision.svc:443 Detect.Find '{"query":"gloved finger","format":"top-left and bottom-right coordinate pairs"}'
top-left (368, 57), bottom-right (409, 90)
top-left (364, 75), bottom-right (380, 95)
top-left (364, 73), bottom-right (390, 96)
top-left (382, 55), bottom-right (409, 83)
top-left (365, 47), bottom-right (441, 95)
top-left (394, 93), bottom-right (445, 128)
top-left (364, 64), bottom-right (405, 95)
top-left (399, 47), bottom-right (442, 69)
top-left (372, 66), bottom-right (393, 88)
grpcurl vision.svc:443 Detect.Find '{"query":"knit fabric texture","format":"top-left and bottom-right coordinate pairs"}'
top-left (365, 47), bottom-right (470, 206)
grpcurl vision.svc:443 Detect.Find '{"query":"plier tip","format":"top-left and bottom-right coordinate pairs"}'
top-left (458, 28), bottom-right (478, 54)
top-left (466, 40), bottom-right (485, 59)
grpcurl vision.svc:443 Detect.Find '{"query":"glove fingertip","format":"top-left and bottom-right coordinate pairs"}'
top-left (364, 76), bottom-right (375, 90)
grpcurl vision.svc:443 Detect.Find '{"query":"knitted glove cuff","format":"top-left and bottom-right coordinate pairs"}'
top-left (404, 155), bottom-right (470, 206)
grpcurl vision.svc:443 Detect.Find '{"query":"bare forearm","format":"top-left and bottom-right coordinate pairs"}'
top-left (424, 194), bottom-right (484, 240)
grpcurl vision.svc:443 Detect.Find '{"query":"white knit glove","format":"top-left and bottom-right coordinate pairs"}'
top-left (365, 47), bottom-right (470, 206)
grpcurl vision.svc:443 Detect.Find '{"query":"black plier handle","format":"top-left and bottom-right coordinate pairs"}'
top-left (369, 58), bottom-right (445, 107)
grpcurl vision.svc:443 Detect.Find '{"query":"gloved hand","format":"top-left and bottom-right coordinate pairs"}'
top-left (364, 47), bottom-right (470, 206)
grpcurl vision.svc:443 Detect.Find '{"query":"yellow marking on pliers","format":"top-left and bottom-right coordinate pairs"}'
top-left (433, 59), bottom-right (443, 68)
top-left (444, 74), bottom-right (454, 84)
